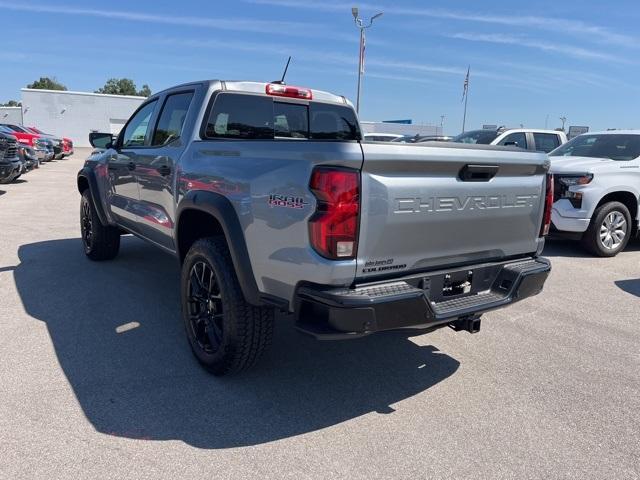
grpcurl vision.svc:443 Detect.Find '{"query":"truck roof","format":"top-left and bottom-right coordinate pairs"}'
top-left (154, 80), bottom-right (353, 107)
top-left (499, 128), bottom-right (566, 135)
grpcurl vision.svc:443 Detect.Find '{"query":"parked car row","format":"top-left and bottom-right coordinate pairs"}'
top-left (365, 127), bottom-right (568, 153)
top-left (0, 123), bottom-right (74, 160)
top-left (0, 123), bottom-right (74, 184)
top-left (363, 133), bottom-right (454, 143)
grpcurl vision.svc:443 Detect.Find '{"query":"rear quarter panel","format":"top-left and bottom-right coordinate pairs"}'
top-left (177, 139), bottom-right (364, 306)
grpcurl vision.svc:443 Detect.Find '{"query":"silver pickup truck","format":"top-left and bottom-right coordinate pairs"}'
top-left (79, 80), bottom-right (552, 375)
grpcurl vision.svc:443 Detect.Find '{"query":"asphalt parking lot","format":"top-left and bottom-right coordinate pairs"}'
top-left (1, 149), bottom-right (639, 480)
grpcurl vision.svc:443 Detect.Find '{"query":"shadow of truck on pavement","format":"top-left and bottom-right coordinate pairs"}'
top-left (14, 237), bottom-right (459, 449)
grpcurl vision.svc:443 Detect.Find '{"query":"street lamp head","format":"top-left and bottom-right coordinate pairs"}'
top-left (351, 7), bottom-right (359, 20)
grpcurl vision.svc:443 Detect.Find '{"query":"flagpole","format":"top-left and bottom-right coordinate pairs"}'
top-left (356, 28), bottom-right (364, 114)
top-left (462, 66), bottom-right (470, 133)
top-left (462, 88), bottom-right (469, 133)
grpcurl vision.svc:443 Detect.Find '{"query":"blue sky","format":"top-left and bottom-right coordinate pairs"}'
top-left (1, 0), bottom-right (639, 133)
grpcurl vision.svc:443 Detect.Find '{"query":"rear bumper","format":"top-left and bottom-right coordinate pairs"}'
top-left (295, 257), bottom-right (551, 339)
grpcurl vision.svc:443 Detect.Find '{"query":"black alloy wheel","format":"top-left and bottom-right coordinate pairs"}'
top-left (187, 260), bottom-right (225, 354)
top-left (80, 195), bottom-right (93, 253)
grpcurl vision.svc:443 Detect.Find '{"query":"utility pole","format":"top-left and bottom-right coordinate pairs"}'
top-left (560, 116), bottom-right (567, 131)
top-left (545, 114), bottom-right (549, 129)
top-left (352, 7), bottom-right (383, 114)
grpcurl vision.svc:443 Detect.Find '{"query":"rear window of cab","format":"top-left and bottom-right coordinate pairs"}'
top-left (203, 92), bottom-right (361, 141)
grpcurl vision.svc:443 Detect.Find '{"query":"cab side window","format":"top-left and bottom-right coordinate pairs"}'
top-left (152, 92), bottom-right (194, 146)
top-left (498, 132), bottom-right (527, 149)
top-left (122, 100), bottom-right (158, 148)
top-left (205, 93), bottom-right (273, 139)
top-left (534, 133), bottom-right (561, 153)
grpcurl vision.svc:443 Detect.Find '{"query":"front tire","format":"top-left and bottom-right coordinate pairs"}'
top-left (581, 201), bottom-right (632, 257)
top-left (80, 190), bottom-right (120, 261)
top-left (181, 237), bottom-right (274, 376)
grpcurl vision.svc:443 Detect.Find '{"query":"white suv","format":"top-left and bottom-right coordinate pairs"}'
top-left (453, 128), bottom-right (568, 153)
top-left (549, 130), bottom-right (640, 256)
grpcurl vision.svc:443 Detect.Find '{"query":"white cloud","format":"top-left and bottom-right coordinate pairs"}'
top-left (245, 0), bottom-right (639, 49)
top-left (0, 1), bottom-right (354, 41)
top-left (483, 61), bottom-right (619, 89)
top-left (448, 33), bottom-right (627, 63)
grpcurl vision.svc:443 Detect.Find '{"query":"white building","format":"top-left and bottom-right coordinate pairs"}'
top-left (0, 106), bottom-right (23, 125)
top-left (20, 88), bottom-right (146, 147)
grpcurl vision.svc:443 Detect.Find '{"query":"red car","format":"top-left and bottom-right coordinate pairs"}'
top-left (0, 123), bottom-right (40, 147)
top-left (27, 127), bottom-right (73, 157)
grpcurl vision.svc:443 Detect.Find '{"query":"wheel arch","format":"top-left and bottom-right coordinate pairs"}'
top-left (595, 190), bottom-right (639, 231)
top-left (77, 167), bottom-right (108, 226)
top-left (77, 175), bottom-right (89, 193)
top-left (175, 190), bottom-right (261, 305)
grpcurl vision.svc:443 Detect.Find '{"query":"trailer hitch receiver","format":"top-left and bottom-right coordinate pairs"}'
top-left (449, 315), bottom-right (481, 334)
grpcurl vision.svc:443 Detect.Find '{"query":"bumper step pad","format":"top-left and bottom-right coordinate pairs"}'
top-left (296, 257), bottom-right (551, 339)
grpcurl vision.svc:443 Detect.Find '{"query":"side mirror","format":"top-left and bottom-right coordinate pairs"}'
top-left (89, 132), bottom-right (115, 149)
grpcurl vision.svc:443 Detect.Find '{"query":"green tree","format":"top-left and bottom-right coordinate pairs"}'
top-left (96, 78), bottom-right (152, 97)
top-left (0, 100), bottom-right (21, 107)
top-left (137, 84), bottom-right (152, 97)
top-left (27, 77), bottom-right (67, 90)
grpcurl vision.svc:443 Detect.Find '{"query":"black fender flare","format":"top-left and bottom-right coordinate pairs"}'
top-left (175, 190), bottom-right (261, 305)
top-left (77, 167), bottom-right (109, 226)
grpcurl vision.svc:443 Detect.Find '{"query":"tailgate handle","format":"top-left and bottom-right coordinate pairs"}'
top-left (459, 164), bottom-right (499, 182)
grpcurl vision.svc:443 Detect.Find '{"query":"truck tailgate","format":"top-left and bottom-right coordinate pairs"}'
top-left (357, 142), bottom-right (548, 279)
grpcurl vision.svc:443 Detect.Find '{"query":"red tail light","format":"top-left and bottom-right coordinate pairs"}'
top-left (540, 173), bottom-right (554, 236)
top-left (266, 83), bottom-right (313, 100)
top-left (309, 167), bottom-right (360, 259)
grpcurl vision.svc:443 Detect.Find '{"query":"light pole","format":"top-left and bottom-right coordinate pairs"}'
top-left (352, 7), bottom-right (383, 114)
top-left (560, 116), bottom-right (567, 131)
top-left (440, 115), bottom-right (446, 133)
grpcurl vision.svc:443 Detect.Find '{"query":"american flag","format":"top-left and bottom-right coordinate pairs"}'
top-left (462, 65), bottom-right (470, 102)
top-left (359, 31), bottom-right (366, 75)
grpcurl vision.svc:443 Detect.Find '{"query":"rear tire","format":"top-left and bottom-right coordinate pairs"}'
top-left (181, 237), bottom-right (274, 376)
top-left (80, 190), bottom-right (120, 261)
top-left (581, 201), bottom-right (631, 257)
